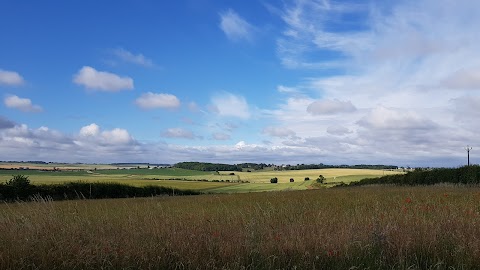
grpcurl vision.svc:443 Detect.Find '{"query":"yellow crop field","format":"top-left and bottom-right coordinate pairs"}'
top-left (218, 168), bottom-right (400, 184)
top-left (0, 167), bottom-right (402, 193)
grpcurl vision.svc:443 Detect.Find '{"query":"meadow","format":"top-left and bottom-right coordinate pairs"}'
top-left (1, 185), bottom-right (479, 269)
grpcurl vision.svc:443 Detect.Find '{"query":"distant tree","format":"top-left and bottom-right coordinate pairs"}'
top-left (270, 177), bottom-right (278, 183)
top-left (304, 177), bottom-right (310, 181)
top-left (290, 178), bottom-right (294, 182)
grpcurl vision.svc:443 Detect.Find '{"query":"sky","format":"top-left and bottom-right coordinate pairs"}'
top-left (1, 0), bottom-right (479, 167)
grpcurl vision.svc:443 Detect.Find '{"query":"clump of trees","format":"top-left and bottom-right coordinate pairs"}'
top-left (175, 162), bottom-right (242, 172)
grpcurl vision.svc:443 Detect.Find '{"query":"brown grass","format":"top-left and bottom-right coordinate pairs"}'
top-left (1, 185), bottom-right (480, 269)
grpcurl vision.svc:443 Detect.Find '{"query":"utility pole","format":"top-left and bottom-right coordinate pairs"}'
top-left (465, 146), bottom-right (473, 166)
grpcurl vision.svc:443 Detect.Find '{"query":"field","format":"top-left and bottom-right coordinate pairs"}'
top-left (1, 185), bottom-right (479, 269)
top-left (0, 166), bottom-right (400, 193)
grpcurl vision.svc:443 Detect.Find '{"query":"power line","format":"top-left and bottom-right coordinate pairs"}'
top-left (465, 146), bottom-right (473, 166)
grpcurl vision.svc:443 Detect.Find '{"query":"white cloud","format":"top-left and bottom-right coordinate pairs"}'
top-left (79, 123), bottom-right (100, 137)
top-left (112, 48), bottom-right (154, 67)
top-left (0, 69), bottom-right (24, 86)
top-left (263, 126), bottom-right (296, 138)
top-left (4, 95), bottom-right (43, 113)
top-left (135, 92), bottom-right (180, 109)
top-left (307, 99), bottom-right (356, 115)
top-left (161, 128), bottom-right (196, 139)
top-left (77, 123), bottom-right (135, 146)
top-left (211, 92), bottom-right (251, 119)
top-left (73, 66), bottom-right (134, 91)
top-left (212, 132), bottom-right (231, 141)
top-left (102, 128), bottom-right (133, 145)
top-left (219, 9), bottom-right (254, 42)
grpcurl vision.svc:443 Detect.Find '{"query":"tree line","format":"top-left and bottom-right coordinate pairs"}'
top-left (345, 165), bottom-right (480, 186)
top-left (276, 164), bottom-right (398, 170)
top-left (175, 162), bottom-right (398, 172)
top-left (0, 175), bottom-right (200, 202)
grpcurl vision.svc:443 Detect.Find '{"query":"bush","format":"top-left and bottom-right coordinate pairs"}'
top-left (270, 177), bottom-right (278, 183)
top-left (316, 175), bottom-right (326, 184)
top-left (6, 175), bottom-right (30, 189)
top-left (290, 178), bottom-right (294, 182)
top-left (304, 177), bottom-right (310, 181)
top-left (3, 175), bottom-right (32, 199)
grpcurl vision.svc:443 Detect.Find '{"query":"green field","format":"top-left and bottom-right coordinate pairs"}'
top-left (0, 167), bottom-right (400, 193)
top-left (1, 186), bottom-right (479, 269)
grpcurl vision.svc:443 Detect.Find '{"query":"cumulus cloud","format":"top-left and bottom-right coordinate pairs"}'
top-left (210, 92), bottom-right (251, 119)
top-left (161, 128), bottom-right (196, 139)
top-left (0, 69), bottom-right (24, 86)
top-left (102, 128), bottom-right (134, 145)
top-left (77, 123), bottom-right (135, 146)
top-left (79, 123), bottom-right (100, 137)
top-left (263, 126), bottom-right (297, 138)
top-left (219, 9), bottom-right (254, 42)
top-left (112, 48), bottom-right (154, 67)
top-left (73, 66), bottom-right (134, 91)
top-left (135, 92), bottom-right (180, 109)
top-left (4, 95), bottom-right (43, 113)
top-left (212, 132), bottom-right (231, 141)
top-left (307, 99), bottom-right (356, 115)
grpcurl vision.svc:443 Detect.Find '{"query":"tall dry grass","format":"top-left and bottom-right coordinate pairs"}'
top-left (1, 186), bottom-right (480, 269)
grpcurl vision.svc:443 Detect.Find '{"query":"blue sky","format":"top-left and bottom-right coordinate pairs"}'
top-left (1, 0), bottom-right (480, 166)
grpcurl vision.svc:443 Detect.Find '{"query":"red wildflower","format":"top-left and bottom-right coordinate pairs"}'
top-left (405, 197), bottom-right (412, 203)
top-left (327, 250), bottom-right (339, 257)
